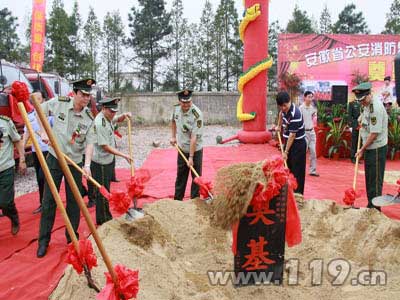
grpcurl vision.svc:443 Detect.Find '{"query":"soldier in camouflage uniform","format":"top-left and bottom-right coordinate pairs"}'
top-left (36, 78), bottom-right (96, 258)
top-left (0, 115), bottom-right (26, 235)
top-left (170, 89), bottom-right (204, 200)
top-left (91, 97), bottom-right (132, 225)
top-left (353, 82), bottom-right (388, 211)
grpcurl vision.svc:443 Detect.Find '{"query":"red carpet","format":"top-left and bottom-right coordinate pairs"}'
top-left (1, 144), bottom-right (399, 299)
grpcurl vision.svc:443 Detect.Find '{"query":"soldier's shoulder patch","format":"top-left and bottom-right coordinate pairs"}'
top-left (0, 115), bottom-right (11, 121)
top-left (197, 119), bottom-right (202, 128)
top-left (102, 118), bottom-right (106, 127)
top-left (371, 116), bottom-right (377, 125)
top-left (192, 108), bottom-right (200, 119)
top-left (86, 110), bottom-right (94, 120)
top-left (58, 96), bottom-right (71, 102)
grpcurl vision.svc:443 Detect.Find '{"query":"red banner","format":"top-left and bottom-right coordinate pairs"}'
top-left (30, 0), bottom-right (46, 72)
top-left (278, 34), bottom-right (400, 101)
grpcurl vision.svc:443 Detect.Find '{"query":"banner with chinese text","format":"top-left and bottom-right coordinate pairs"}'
top-left (30, 0), bottom-right (46, 72)
top-left (278, 34), bottom-right (400, 101)
top-left (234, 185), bottom-right (288, 286)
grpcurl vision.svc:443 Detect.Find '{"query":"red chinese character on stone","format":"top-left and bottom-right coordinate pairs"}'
top-left (242, 237), bottom-right (275, 271)
top-left (247, 183), bottom-right (275, 225)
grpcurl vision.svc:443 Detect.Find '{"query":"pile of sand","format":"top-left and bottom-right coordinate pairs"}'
top-left (51, 199), bottom-right (400, 300)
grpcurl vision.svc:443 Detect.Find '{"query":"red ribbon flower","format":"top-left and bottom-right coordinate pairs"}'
top-left (97, 264), bottom-right (139, 300)
top-left (343, 188), bottom-right (361, 206)
top-left (66, 239), bottom-right (98, 274)
top-left (70, 126), bottom-right (81, 144)
top-left (126, 169), bottom-right (151, 199)
top-left (108, 191), bottom-right (131, 214)
top-left (193, 176), bottom-right (213, 199)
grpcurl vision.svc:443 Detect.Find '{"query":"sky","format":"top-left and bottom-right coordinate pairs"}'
top-left (2, 0), bottom-right (395, 44)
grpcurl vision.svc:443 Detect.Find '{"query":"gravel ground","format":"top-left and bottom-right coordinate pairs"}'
top-left (14, 125), bottom-right (241, 197)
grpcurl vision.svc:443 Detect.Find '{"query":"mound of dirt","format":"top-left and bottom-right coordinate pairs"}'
top-left (51, 199), bottom-right (400, 300)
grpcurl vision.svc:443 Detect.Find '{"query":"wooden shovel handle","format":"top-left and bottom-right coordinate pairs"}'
top-left (353, 130), bottom-right (362, 190)
top-left (127, 119), bottom-right (134, 176)
top-left (31, 94), bottom-right (119, 287)
top-left (62, 154), bottom-right (102, 189)
top-left (174, 144), bottom-right (200, 178)
top-left (277, 132), bottom-right (288, 168)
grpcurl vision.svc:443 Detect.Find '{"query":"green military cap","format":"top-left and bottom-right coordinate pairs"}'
top-left (99, 97), bottom-right (120, 112)
top-left (72, 78), bottom-right (96, 95)
top-left (352, 82), bottom-right (372, 101)
top-left (177, 89), bottom-right (193, 102)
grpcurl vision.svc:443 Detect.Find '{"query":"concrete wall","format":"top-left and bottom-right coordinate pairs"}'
top-left (120, 91), bottom-right (278, 126)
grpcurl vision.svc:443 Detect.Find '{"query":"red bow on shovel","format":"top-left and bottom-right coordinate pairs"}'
top-left (343, 130), bottom-right (361, 208)
top-left (174, 144), bottom-right (214, 203)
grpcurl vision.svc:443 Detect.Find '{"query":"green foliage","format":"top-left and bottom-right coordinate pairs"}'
top-left (326, 118), bottom-right (348, 157)
top-left (268, 21), bottom-right (282, 91)
top-left (331, 104), bottom-right (347, 120)
top-left (83, 7), bottom-right (102, 80)
top-left (126, 0), bottom-right (172, 92)
top-left (351, 69), bottom-right (370, 86)
top-left (383, 0), bottom-right (400, 34)
top-left (332, 4), bottom-right (370, 34)
top-left (388, 108), bottom-right (400, 159)
top-left (319, 4), bottom-right (332, 34)
top-left (286, 5), bottom-right (316, 34)
top-left (0, 8), bottom-right (20, 62)
top-left (316, 101), bottom-right (330, 125)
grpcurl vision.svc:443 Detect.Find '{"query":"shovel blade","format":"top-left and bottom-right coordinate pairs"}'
top-left (125, 207), bottom-right (144, 221)
top-left (372, 194), bottom-right (400, 207)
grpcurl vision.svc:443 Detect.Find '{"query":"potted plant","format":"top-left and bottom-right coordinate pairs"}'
top-left (325, 118), bottom-right (349, 159)
top-left (331, 104), bottom-right (347, 123)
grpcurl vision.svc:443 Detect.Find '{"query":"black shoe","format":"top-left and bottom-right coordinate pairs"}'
top-left (87, 201), bottom-right (95, 208)
top-left (10, 215), bottom-right (20, 235)
top-left (309, 173), bottom-right (320, 177)
top-left (111, 178), bottom-right (120, 182)
top-left (32, 206), bottom-right (42, 214)
top-left (37, 244), bottom-right (48, 258)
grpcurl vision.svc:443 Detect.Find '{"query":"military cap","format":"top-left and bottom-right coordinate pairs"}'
top-left (177, 89), bottom-right (193, 102)
top-left (99, 97), bottom-right (120, 112)
top-left (352, 82), bottom-right (372, 101)
top-left (384, 76), bottom-right (391, 81)
top-left (72, 78), bottom-right (96, 95)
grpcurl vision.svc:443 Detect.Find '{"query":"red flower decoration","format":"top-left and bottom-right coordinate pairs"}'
top-left (193, 176), bottom-right (213, 199)
top-left (343, 188), bottom-right (361, 205)
top-left (11, 81), bottom-right (30, 102)
top-left (97, 264), bottom-right (139, 300)
top-left (109, 191), bottom-right (131, 214)
top-left (127, 169), bottom-right (151, 199)
top-left (66, 239), bottom-right (98, 274)
top-left (114, 130), bottom-right (122, 138)
top-left (397, 179), bottom-right (400, 194)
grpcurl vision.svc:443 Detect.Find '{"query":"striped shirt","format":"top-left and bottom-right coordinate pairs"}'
top-left (281, 103), bottom-right (305, 140)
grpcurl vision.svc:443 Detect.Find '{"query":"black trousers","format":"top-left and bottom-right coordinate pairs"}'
top-left (364, 145), bottom-right (387, 209)
top-left (91, 161), bottom-right (113, 225)
top-left (174, 148), bottom-right (203, 200)
top-left (0, 167), bottom-right (18, 221)
top-left (32, 151), bottom-right (48, 205)
top-left (286, 138), bottom-right (306, 195)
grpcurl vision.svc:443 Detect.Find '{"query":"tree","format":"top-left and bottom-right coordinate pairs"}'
top-left (286, 5), bottom-right (315, 34)
top-left (214, 0), bottom-right (241, 91)
top-left (168, 0), bottom-right (186, 91)
top-left (68, 1), bottom-right (84, 79)
top-left (102, 11), bottom-right (125, 92)
top-left (319, 4), bottom-right (332, 34)
top-left (126, 0), bottom-right (172, 92)
top-left (268, 21), bottom-right (282, 91)
top-left (45, 0), bottom-right (72, 77)
top-left (0, 8), bottom-right (21, 62)
top-left (383, 0), bottom-right (400, 34)
top-left (181, 23), bottom-right (199, 90)
top-left (212, 13), bottom-right (224, 91)
top-left (197, 0), bottom-right (215, 91)
top-left (83, 7), bottom-right (102, 80)
top-left (332, 4), bottom-right (370, 34)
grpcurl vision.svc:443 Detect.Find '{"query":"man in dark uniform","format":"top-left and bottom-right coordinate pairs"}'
top-left (276, 91), bottom-right (306, 194)
top-left (0, 115), bottom-right (26, 235)
top-left (91, 97), bottom-right (132, 225)
top-left (347, 97), bottom-right (362, 163)
top-left (170, 89), bottom-right (204, 200)
top-left (354, 82), bottom-right (388, 211)
top-left (36, 78), bottom-right (96, 257)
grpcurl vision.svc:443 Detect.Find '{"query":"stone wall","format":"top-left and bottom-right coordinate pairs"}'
top-left (119, 91), bottom-right (278, 126)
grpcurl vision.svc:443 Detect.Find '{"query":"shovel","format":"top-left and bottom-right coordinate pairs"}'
top-left (126, 118), bottom-right (144, 220)
top-left (174, 144), bottom-right (214, 203)
top-left (372, 194), bottom-right (400, 206)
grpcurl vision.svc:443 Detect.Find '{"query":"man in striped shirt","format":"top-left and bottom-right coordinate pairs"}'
top-left (276, 91), bottom-right (306, 195)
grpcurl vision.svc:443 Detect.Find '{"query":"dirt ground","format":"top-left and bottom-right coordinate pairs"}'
top-left (51, 198), bottom-right (400, 300)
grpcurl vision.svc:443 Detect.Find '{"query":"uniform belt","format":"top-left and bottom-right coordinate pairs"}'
top-left (305, 128), bottom-right (314, 131)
